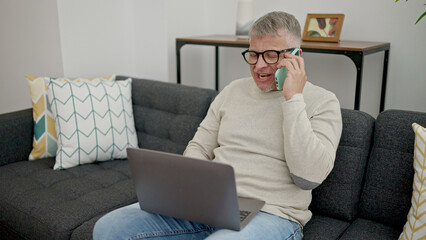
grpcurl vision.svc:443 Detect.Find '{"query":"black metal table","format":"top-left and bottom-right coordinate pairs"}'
top-left (176, 35), bottom-right (390, 111)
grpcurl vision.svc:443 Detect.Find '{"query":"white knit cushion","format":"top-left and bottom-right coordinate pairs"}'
top-left (399, 123), bottom-right (426, 239)
top-left (47, 78), bottom-right (138, 170)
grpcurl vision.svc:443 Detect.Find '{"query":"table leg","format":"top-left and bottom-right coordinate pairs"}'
top-left (176, 41), bottom-right (186, 84)
top-left (344, 51), bottom-right (364, 111)
top-left (354, 57), bottom-right (364, 111)
top-left (215, 46), bottom-right (219, 91)
top-left (380, 50), bottom-right (390, 112)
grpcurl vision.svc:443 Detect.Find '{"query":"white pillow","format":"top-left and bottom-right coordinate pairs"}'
top-left (47, 78), bottom-right (138, 170)
top-left (399, 123), bottom-right (426, 239)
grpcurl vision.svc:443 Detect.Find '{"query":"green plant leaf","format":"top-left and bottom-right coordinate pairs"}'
top-left (415, 11), bottom-right (426, 24)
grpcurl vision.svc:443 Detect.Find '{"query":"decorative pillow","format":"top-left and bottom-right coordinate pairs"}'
top-left (26, 75), bottom-right (115, 160)
top-left (47, 78), bottom-right (137, 170)
top-left (399, 123), bottom-right (426, 240)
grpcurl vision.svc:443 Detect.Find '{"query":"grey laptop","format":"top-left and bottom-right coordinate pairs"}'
top-left (127, 148), bottom-right (265, 231)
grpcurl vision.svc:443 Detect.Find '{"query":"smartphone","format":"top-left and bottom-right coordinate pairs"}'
top-left (274, 48), bottom-right (301, 91)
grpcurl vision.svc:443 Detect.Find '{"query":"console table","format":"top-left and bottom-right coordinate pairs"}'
top-left (176, 35), bottom-right (390, 111)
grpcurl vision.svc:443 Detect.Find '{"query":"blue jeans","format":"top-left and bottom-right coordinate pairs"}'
top-left (93, 203), bottom-right (303, 240)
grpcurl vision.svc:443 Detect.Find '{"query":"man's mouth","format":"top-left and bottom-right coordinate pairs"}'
top-left (258, 73), bottom-right (273, 80)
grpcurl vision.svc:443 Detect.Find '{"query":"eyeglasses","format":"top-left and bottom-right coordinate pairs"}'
top-left (241, 48), bottom-right (298, 65)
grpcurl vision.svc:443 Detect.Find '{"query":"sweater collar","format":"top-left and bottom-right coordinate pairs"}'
top-left (248, 78), bottom-right (284, 99)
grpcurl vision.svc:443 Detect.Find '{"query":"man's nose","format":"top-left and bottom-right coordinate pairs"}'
top-left (255, 55), bottom-right (268, 68)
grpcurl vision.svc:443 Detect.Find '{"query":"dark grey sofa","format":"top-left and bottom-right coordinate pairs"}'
top-left (0, 76), bottom-right (425, 239)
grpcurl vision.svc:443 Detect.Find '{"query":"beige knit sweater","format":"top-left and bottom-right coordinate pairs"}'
top-left (184, 77), bottom-right (342, 226)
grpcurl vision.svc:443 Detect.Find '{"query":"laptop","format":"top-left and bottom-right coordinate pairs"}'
top-left (126, 147), bottom-right (265, 231)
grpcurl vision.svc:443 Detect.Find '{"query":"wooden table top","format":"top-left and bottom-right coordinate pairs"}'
top-left (176, 34), bottom-right (390, 52)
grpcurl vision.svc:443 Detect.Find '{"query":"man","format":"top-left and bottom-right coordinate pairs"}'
top-left (93, 11), bottom-right (342, 240)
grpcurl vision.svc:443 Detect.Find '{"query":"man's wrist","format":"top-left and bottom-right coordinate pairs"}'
top-left (284, 93), bottom-right (303, 102)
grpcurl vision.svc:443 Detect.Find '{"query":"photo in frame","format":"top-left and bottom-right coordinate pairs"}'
top-left (302, 14), bottom-right (345, 43)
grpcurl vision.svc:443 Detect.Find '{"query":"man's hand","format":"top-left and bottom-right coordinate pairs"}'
top-left (276, 52), bottom-right (307, 100)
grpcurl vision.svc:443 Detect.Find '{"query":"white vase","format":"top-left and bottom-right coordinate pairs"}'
top-left (236, 0), bottom-right (254, 36)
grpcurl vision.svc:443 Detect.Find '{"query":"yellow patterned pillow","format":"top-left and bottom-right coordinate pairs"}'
top-left (26, 75), bottom-right (116, 160)
top-left (399, 123), bottom-right (426, 240)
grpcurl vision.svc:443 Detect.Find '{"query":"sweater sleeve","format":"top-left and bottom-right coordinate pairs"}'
top-left (282, 93), bottom-right (342, 190)
top-left (183, 93), bottom-right (223, 160)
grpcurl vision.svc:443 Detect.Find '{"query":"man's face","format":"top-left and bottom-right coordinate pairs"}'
top-left (249, 30), bottom-right (290, 92)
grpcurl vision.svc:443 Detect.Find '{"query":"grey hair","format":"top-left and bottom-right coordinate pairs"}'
top-left (249, 11), bottom-right (302, 47)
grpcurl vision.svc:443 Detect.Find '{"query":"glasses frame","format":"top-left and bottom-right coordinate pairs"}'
top-left (241, 48), bottom-right (298, 65)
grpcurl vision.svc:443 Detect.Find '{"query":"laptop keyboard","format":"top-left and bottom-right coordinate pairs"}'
top-left (239, 210), bottom-right (251, 222)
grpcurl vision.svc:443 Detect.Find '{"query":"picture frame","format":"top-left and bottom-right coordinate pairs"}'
top-left (302, 14), bottom-right (345, 43)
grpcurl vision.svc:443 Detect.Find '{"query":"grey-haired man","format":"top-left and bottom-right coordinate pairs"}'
top-left (93, 11), bottom-right (342, 240)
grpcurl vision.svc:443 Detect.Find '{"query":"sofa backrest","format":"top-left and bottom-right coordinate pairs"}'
top-left (358, 109), bottom-right (426, 229)
top-left (117, 76), bottom-right (218, 155)
top-left (309, 108), bottom-right (375, 222)
top-left (0, 108), bottom-right (33, 166)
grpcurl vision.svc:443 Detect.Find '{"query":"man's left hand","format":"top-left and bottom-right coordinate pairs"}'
top-left (276, 52), bottom-right (307, 100)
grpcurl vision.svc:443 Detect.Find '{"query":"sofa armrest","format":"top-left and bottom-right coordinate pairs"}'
top-left (0, 108), bottom-right (33, 166)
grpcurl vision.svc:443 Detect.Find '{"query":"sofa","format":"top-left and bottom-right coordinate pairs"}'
top-left (0, 76), bottom-right (425, 239)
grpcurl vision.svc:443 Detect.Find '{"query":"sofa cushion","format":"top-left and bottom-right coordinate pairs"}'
top-left (309, 109), bottom-right (375, 221)
top-left (47, 78), bottom-right (138, 169)
top-left (303, 215), bottom-right (350, 240)
top-left (26, 75), bottom-right (116, 161)
top-left (70, 215), bottom-right (103, 240)
top-left (359, 110), bottom-right (426, 229)
top-left (0, 158), bottom-right (137, 240)
top-left (339, 218), bottom-right (402, 240)
top-left (121, 76), bottom-right (218, 154)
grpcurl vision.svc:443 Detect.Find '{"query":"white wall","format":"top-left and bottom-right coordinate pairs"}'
top-left (56, 0), bottom-right (211, 82)
top-left (0, 0), bottom-right (63, 114)
top-left (57, 0), bottom-right (138, 78)
top-left (1, 0), bottom-right (425, 118)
